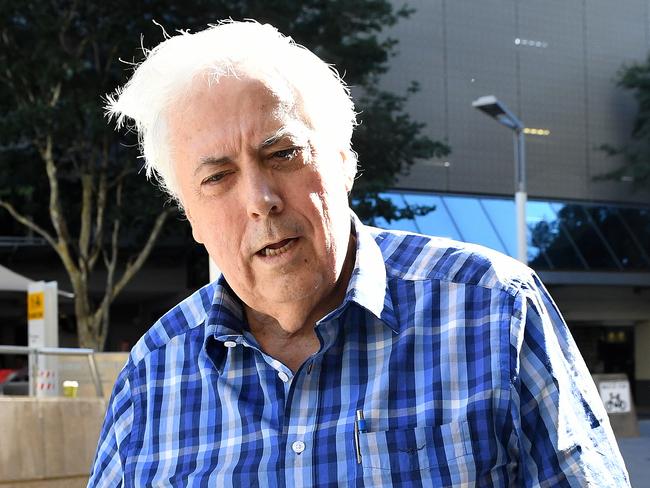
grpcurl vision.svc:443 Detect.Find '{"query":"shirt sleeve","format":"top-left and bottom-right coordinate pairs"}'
top-left (88, 366), bottom-right (134, 487)
top-left (509, 273), bottom-right (631, 487)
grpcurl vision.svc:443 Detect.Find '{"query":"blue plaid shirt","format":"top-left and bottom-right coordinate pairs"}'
top-left (89, 215), bottom-right (629, 487)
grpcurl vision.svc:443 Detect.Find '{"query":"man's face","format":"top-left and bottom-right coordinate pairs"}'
top-left (168, 75), bottom-right (353, 324)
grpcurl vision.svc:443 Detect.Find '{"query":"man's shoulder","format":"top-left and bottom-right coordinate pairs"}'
top-left (367, 226), bottom-right (532, 296)
top-left (128, 282), bottom-right (216, 366)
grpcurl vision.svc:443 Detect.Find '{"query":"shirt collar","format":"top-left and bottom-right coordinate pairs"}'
top-left (336, 212), bottom-right (399, 333)
top-left (204, 211), bottom-right (400, 340)
top-left (205, 276), bottom-right (247, 340)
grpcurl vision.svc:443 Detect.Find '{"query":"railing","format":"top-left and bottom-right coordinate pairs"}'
top-left (0, 345), bottom-right (103, 397)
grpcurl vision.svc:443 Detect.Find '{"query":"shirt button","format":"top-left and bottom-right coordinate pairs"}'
top-left (278, 371), bottom-right (290, 383)
top-left (224, 340), bottom-right (237, 348)
top-left (291, 440), bottom-right (306, 454)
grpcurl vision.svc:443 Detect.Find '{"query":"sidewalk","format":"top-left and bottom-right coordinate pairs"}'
top-left (618, 420), bottom-right (650, 488)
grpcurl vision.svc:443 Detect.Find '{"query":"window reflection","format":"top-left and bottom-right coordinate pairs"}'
top-left (401, 194), bottom-right (461, 240)
top-left (481, 199), bottom-right (517, 257)
top-left (442, 196), bottom-right (506, 253)
top-left (375, 191), bottom-right (650, 272)
top-left (373, 193), bottom-right (419, 233)
top-left (527, 201), bottom-right (585, 270)
top-left (550, 203), bottom-right (617, 269)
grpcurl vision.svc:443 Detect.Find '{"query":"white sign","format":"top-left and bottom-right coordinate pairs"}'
top-left (599, 380), bottom-right (631, 414)
top-left (27, 281), bottom-right (59, 397)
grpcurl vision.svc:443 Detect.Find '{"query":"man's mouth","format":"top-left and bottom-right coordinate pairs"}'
top-left (257, 237), bottom-right (298, 257)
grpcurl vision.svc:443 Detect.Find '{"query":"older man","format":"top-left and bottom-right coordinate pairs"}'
top-left (89, 21), bottom-right (629, 487)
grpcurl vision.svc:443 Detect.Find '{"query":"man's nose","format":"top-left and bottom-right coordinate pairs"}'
top-left (244, 169), bottom-right (284, 219)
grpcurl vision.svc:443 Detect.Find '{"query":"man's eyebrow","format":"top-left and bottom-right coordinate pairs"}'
top-left (259, 126), bottom-right (309, 150)
top-left (193, 156), bottom-right (231, 176)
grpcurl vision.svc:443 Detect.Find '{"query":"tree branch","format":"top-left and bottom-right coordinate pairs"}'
top-left (78, 172), bottom-right (93, 268)
top-left (88, 141), bottom-right (109, 270)
top-left (0, 199), bottom-right (57, 249)
top-left (39, 134), bottom-right (78, 275)
top-left (108, 167), bottom-right (137, 190)
top-left (94, 205), bottom-right (120, 341)
top-left (111, 208), bottom-right (172, 300)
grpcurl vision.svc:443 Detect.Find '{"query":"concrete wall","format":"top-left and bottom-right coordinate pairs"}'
top-left (0, 353), bottom-right (127, 486)
top-left (0, 398), bottom-right (105, 486)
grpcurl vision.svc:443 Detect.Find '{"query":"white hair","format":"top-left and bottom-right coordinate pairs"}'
top-left (106, 20), bottom-right (358, 202)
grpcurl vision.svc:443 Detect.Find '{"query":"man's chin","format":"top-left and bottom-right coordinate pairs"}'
top-left (257, 274), bottom-right (325, 304)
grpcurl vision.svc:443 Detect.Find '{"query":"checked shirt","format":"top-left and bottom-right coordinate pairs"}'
top-left (89, 214), bottom-right (629, 487)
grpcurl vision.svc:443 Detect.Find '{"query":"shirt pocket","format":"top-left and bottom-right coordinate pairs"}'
top-left (358, 420), bottom-right (473, 487)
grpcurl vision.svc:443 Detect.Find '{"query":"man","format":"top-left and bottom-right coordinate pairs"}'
top-left (89, 21), bottom-right (629, 487)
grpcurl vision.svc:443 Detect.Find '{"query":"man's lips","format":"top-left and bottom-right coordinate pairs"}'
top-left (256, 237), bottom-right (299, 257)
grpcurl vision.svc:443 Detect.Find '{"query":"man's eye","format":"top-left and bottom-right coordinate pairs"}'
top-left (272, 147), bottom-right (300, 160)
top-left (202, 172), bottom-right (229, 185)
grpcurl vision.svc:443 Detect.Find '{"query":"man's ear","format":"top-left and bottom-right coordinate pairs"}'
top-left (185, 208), bottom-right (204, 244)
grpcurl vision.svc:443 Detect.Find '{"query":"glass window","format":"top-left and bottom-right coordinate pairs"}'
top-left (550, 203), bottom-right (618, 269)
top-left (586, 206), bottom-right (649, 270)
top-left (401, 193), bottom-right (461, 240)
top-left (527, 201), bottom-right (585, 270)
top-left (442, 196), bottom-right (506, 254)
top-left (480, 198), bottom-right (517, 258)
top-left (618, 208), bottom-right (650, 268)
top-left (372, 191), bottom-right (650, 272)
top-left (373, 193), bottom-right (419, 233)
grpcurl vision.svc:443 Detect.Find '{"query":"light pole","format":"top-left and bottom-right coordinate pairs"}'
top-left (472, 95), bottom-right (527, 263)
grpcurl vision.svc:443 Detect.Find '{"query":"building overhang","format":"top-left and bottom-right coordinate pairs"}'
top-left (538, 271), bottom-right (650, 287)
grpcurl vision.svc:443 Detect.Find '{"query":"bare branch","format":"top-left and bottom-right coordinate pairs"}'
top-left (108, 167), bottom-right (137, 190)
top-left (94, 209), bottom-right (120, 333)
top-left (0, 199), bottom-right (57, 249)
top-left (58, 0), bottom-right (80, 55)
top-left (88, 141), bottom-right (110, 270)
top-left (78, 172), bottom-right (93, 267)
top-left (112, 208), bottom-right (173, 300)
top-left (39, 134), bottom-right (78, 276)
top-left (40, 135), bottom-right (70, 241)
top-left (49, 83), bottom-right (61, 107)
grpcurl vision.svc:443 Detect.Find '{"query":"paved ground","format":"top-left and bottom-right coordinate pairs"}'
top-left (618, 419), bottom-right (650, 488)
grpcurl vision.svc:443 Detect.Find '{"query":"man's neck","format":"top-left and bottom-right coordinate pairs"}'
top-left (244, 233), bottom-right (356, 372)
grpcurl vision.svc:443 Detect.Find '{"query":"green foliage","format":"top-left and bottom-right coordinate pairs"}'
top-left (351, 81), bottom-right (449, 224)
top-left (598, 55), bottom-right (650, 187)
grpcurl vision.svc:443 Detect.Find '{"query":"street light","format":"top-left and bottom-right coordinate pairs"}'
top-left (472, 95), bottom-right (527, 263)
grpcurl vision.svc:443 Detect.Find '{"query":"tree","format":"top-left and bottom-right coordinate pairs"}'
top-left (0, 1), bottom-right (189, 350)
top-left (0, 0), bottom-right (446, 350)
top-left (599, 55), bottom-right (650, 187)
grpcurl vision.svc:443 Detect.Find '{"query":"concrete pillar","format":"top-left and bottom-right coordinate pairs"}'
top-left (634, 321), bottom-right (650, 409)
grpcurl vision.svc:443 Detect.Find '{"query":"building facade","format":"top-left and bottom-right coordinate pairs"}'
top-left (375, 0), bottom-right (650, 408)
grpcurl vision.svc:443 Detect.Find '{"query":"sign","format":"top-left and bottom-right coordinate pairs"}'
top-left (27, 281), bottom-right (59, 397)
top-left (27, 291), bottom-right (44, 320)
top-left (599, 380), bottom-right (631, 414)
